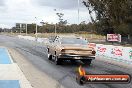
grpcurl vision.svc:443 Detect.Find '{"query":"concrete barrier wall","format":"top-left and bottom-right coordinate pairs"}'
top-left (18, 35), bottom-right (49, 44)
top-left (18, 35), bottom-right (36, 41)
top-left (96, 44), bottom-right (132, 63)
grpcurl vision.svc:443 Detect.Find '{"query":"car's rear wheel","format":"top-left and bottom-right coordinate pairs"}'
top-left (81, 59), bottom-right (92, 65)
top-left (47, 48), bottom-right (52, 60)
top-left (48, 54), bottom-right (52, 60)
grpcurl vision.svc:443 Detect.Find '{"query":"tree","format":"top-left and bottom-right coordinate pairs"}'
top-left (83, 0), bottom-right (132, 36)
top-left (56, 12), bottom-right (67, 25)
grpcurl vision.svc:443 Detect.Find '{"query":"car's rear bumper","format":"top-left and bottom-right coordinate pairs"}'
top-left (58, 54), bottom-right (95, 60)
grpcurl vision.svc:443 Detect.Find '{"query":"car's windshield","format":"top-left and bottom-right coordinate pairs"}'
top-left (61, 38), bottom-right (88, 45)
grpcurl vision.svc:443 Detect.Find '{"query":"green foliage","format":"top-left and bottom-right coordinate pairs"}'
top-left (12, 22), bottom-right (97, 34)
top-left (83, 0), bottom-right (132, 36)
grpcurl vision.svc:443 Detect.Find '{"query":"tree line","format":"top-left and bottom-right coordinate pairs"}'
top-left (11, 22), bottom-right (96, 34)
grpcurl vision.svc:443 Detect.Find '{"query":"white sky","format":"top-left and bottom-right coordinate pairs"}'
top-left (0, 0), bottom-right (92, 28)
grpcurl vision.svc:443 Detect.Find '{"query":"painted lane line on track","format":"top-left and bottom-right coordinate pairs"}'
top-left (0, 48), bottom-right (11, 64)
top-left (7, 49), bottom-right (13, 64)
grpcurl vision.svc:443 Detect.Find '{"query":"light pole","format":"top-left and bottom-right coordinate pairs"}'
top-left (55, 23), bottom-right (57, 36)
top-left (20, 24), bottom-right (22, 34)
top-left (35, 17), bottom-right (38, 38)
top-left (78, 0), bottom-right (80, 24)
top-left (25, 23), bottom-right (27, 35)
top-left (54, 9), bottom-right (57, 36)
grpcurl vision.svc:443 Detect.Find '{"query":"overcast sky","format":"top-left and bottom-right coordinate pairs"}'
top-left (0, 0), bottom-right (91, 28)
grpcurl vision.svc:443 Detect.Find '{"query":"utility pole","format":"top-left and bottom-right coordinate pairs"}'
top-left (54, 9), bottom-right (57, 36)
top-left (78, 0), bottom-right (80, 24)
top-left (35, 17), bottom-right (38, 38)
top-left (55, 23), bottom-right (57, 36)
top-left (26, 23), bottom-right (27, 35)
top-left (20, 24), bottom-right (21, 34)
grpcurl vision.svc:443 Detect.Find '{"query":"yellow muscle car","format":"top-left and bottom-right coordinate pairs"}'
top-left (47, 36), bottom-right (96, 65)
